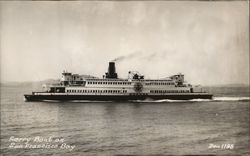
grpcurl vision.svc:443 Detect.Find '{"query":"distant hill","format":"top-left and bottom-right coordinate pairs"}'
top-left (0, 74), bottom-right (99, 87)
top-left (205, 83), bottom-right (249, 88)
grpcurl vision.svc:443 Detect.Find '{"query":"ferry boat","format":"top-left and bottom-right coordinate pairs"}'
top-left (24, 62), bottom-right (213, 101)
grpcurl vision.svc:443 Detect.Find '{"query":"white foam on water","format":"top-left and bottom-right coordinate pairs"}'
top-left (155, 99), bottom-right (188, 103)
top-left (189, 99), bottom-right (212, 102)
top-left (130, 97), bottom-right (249, 103)
top-left (213, 97), bottom-right (250, 101)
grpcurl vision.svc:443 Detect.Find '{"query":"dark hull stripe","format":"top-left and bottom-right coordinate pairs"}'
top-left (24, 94), bottom-right (213, 101)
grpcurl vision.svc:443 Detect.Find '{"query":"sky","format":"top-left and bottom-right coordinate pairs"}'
top-left (0, 1), bottom-right (249, 85)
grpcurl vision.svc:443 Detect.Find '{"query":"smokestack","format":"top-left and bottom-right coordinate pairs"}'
top-left (105, 62), bottom-right (118, 79)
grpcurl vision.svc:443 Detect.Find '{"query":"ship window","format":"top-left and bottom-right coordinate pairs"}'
top-left (108, 82), bottom-right (112, 85)
top-left (98, 82), bottom-right (101, 84)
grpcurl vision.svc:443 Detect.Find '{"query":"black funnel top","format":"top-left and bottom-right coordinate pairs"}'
top-left (105, 62), bottom-right (118, 79)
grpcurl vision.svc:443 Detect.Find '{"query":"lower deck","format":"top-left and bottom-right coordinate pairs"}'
top-left (24, 93), bottom-right (213, 101)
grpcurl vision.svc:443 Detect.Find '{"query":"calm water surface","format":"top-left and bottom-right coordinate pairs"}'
top-left (1, 84), bottom-right (249, 155)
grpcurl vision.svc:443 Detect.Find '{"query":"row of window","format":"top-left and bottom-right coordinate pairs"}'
top-left (150, 90), bottom-right (189, 93)
top-left (87, 81), bottom-right (175, 86)
top-left (87, 79), bottom-right (172, 82)
top-left (87, 81), bottom-right (132, 85)
top-left (145, 82), bottom-right (175, 85)
top-left (67, 89), bottom-right (127, 93)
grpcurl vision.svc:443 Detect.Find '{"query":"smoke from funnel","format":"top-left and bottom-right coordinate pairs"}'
top-left (112, 51), bottom-right (142, 62)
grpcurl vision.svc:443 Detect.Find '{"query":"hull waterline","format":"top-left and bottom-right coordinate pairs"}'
top-left (24, 94), bottom-right (213, 102)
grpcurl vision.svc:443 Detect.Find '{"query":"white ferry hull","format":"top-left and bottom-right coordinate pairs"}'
top-left (24, 93), bottom-right (213, 102)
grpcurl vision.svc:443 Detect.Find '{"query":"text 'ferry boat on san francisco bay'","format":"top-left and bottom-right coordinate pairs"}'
top-left (24, 62), bottom-right (213, 101)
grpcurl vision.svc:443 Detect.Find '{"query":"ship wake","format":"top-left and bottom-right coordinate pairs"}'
top-left (130, 97), bottom-right (250, 103)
